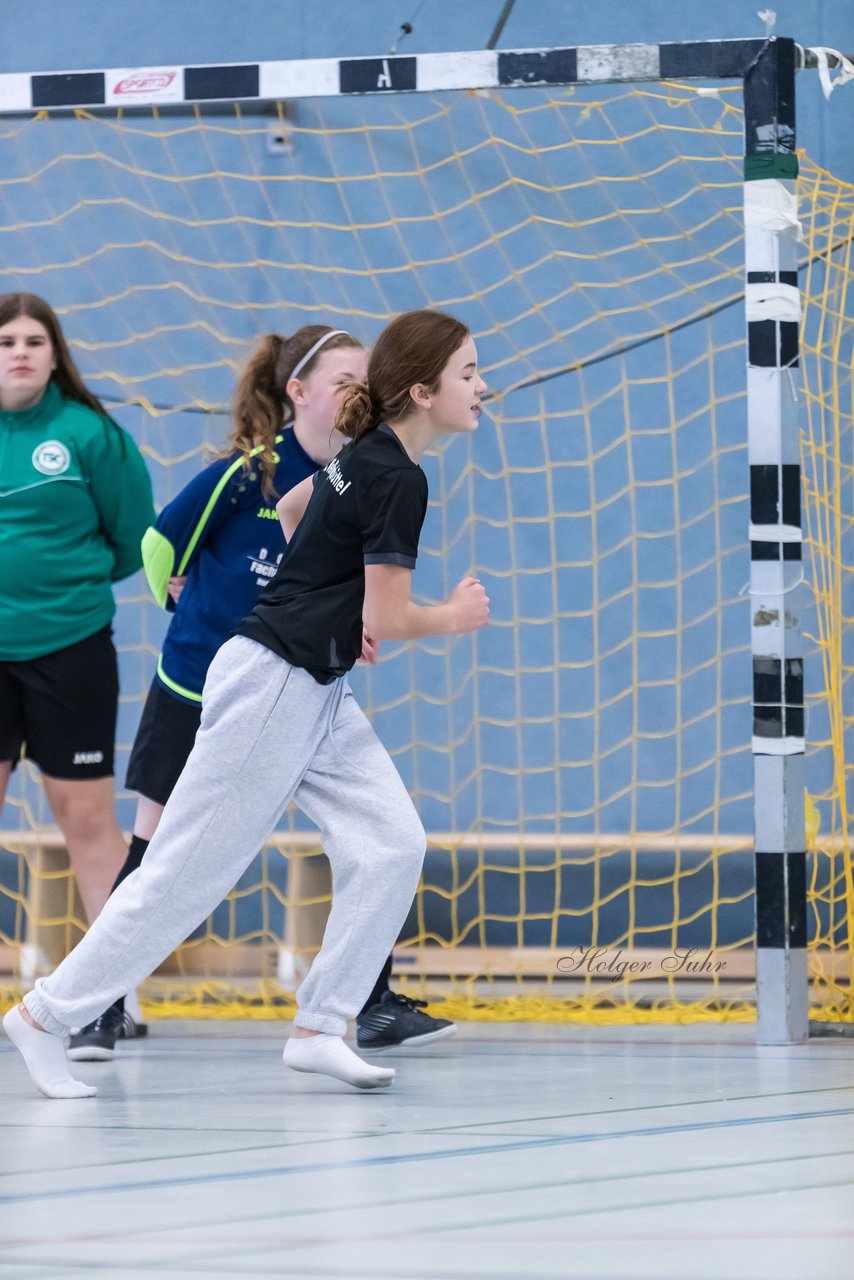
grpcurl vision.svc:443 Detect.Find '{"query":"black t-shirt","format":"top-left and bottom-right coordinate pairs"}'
top-left (238, 424), bottom-right (428, 683)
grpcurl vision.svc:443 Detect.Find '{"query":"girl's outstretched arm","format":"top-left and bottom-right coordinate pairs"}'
top-left (363, 564), bottom-right (489, 642)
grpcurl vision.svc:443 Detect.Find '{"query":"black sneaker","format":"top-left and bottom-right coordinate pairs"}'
top-left (118, 1009), bottom-right (148, 1040)
top-left (67, 1001), bottom-right (127, 1062)
top-left (356, 991), bottom-right (456, 1050)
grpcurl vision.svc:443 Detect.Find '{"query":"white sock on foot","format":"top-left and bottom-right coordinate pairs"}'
top-left (3, 1007), bottom-right (97, 1100)
top-left (124, 988), bottom-right (143, 1023)
top-left (283, 1033), bottom-right (395, 1090)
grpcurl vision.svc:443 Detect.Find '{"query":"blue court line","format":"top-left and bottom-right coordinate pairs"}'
top-left (1, 1103), bottom-right (852, 1206)
top-left (3, 1085), bottom-right (850, 1186)
top-left (421, 1083), bottom-right (854, 1135)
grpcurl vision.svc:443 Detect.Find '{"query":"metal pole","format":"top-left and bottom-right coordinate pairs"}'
top-left (742, 36), bottom-right (809, 1044)
top-left (486, 0), bottom-right (517, 51)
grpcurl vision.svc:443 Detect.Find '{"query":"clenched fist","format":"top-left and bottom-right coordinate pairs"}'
top-left (448, 576), bottom-right (490, 633)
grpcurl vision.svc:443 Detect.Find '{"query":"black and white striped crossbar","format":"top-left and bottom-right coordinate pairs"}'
top-left (0, 38), bottom-right (788, 112)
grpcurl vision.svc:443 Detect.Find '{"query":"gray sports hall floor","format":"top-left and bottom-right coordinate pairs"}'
top-left (1, 1021), bottom-right (853, 1279)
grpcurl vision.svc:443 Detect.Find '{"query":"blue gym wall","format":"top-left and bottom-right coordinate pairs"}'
top-left (2, 2), bottom-right (852, 950)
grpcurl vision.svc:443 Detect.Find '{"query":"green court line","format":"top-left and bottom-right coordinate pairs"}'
top-left (415, 1171), bottom-right (854, 1244)
top-left (6, 1152), bottom-right (854, 1269)
top-left (10, 1144), bottom-right (854, 1241)
top-left (0, 1128), bottom-right (387, 1181)
top-left (7, 1156), bottom-right (854, 1276)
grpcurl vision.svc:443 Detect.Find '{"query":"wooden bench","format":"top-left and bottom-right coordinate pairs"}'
top-left (0, 829), bottom-right (766, 988)
top-left (0, 829), bottom-right (333, 984)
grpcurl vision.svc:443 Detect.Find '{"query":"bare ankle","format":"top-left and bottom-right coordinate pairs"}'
top-left (19, 1005), bottom-right (45, 1032)
top-left (291, 1026), bottom-right (322, 1039)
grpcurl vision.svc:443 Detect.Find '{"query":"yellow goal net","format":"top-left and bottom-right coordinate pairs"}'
top-left (0, 77), bottom-right (851, 1022)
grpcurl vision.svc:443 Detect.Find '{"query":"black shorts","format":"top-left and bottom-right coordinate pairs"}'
top-left (0, 626), bottom-right (118, 780)
top-left (125, 678), bottom-right (202, 806)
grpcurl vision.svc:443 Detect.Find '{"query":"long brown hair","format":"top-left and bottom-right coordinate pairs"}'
top-left (0, 292), bottom-right (107, 416)
top-left (226, 326), bottom-right (364, 497)
top-left (336, 310), bottom-right (469, 443)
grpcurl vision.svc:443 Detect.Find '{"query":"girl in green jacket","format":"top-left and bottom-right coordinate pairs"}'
top-left (0, 292), bottom-right (154, 927)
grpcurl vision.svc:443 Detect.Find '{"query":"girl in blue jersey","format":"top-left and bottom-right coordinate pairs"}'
top-left (131, 326), bottom-right (366, 839)
top-left (6, 309), bottom-right (489, 1098)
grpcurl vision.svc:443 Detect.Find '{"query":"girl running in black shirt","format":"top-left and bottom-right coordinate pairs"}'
top-left (5, 309), bottom-right (489, 1099)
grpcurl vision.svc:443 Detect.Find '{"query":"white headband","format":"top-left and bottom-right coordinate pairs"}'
top-left (289, 329), bottom-right (350, 380)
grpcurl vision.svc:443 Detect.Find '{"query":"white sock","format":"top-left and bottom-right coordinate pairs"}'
top-left (2, 1007), bottom-right (97, 1100)
top-left (283, 1033), bottom-right (395, 1090)
top-left (124, 988), bottom-right (143, 1022)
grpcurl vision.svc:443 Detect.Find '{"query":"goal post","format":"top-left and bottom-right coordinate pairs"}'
top-left (741, 39), bottom-right (807, 1044)
top-left (0, 36), bottom-right (850, 1042)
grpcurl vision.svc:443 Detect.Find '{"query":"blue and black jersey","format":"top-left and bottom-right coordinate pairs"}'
top-left (142, 429), bottom-right (319, 704)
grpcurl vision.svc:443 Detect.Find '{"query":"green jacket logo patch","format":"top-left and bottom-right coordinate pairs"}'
top-left (32, 440), bottom-right (71, 476)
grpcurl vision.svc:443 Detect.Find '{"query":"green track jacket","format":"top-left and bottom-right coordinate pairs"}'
top-left (0, 382), bottom-right (155, 661)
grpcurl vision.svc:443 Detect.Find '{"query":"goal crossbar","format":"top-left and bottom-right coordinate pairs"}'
top-left (0, 38), bottom-right (823, 114)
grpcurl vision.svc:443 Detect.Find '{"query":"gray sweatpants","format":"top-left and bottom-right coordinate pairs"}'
top-left (24, 636), bottom-right (426, 1039)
